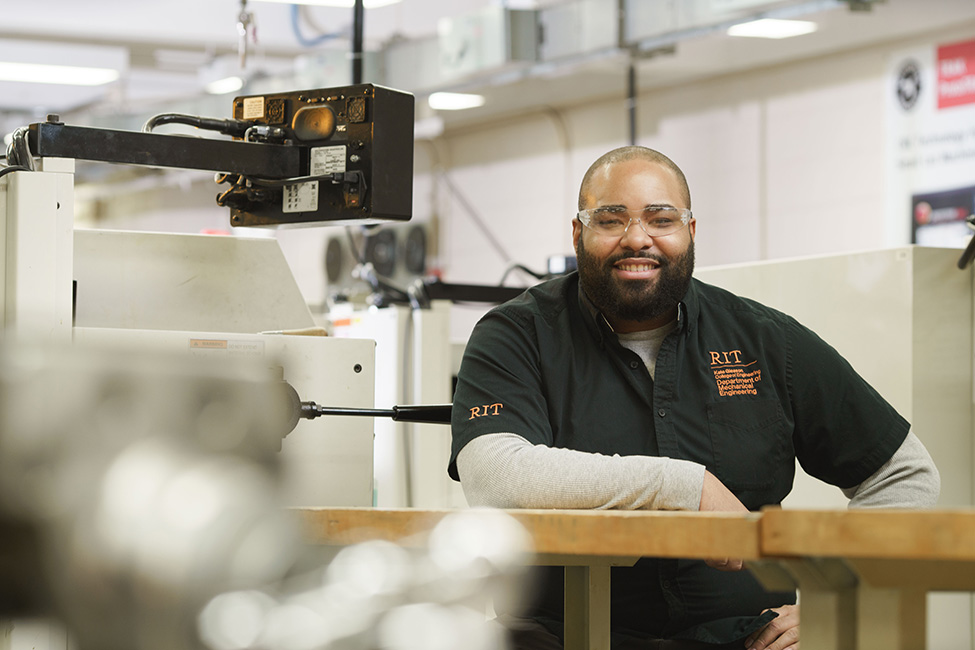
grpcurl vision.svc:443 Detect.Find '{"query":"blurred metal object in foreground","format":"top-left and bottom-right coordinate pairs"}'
top-left (200, 509), bottom-right (533, 650)
top-left (0, 343), bottom-right (532, 650)
top-left (0, 342), bottom-right (301, 650)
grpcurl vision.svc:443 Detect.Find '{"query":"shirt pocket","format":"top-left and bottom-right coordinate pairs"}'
top-left (706, 399), bottom-right (787, 491)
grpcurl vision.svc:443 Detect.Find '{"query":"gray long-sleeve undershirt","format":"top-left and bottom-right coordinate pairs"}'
top-left (455, 429), bottom-right (939, 511)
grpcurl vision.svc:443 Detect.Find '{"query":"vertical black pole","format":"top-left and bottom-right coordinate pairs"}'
top-left (352, 0), bottom-right (364, 84)
top-left (618, 0), bottom-right (636, 145)
top-left (626, 57), bottom-right (637, 145)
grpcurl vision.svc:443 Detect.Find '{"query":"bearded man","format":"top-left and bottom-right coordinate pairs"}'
top-left (448, 146), bottom-right (939, 650)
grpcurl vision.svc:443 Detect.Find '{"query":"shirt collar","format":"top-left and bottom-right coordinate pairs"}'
top-left (681, 278), bottom-right (700, 333)
top-left (576, 279), bottom-right (612, 346)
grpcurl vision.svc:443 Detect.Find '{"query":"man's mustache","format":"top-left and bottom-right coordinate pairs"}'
top-left (605, 252), bottom-right (668, 267)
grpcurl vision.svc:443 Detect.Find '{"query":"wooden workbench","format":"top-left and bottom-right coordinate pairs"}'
top-left (297, 507), bottom-right (975, 650)
top-left (754, 509), bottom-right (975, 650)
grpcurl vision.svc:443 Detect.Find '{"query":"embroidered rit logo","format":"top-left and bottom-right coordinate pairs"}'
top-left (469, 403), bottom-right (504, 420)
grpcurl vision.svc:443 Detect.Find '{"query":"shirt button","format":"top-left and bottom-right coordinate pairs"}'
top-left (658, 409), bottom-right (666, 417)
top-left (629, 360), bottom-right (639, 369)
top-left (662, 580), bottom-right (672, 589)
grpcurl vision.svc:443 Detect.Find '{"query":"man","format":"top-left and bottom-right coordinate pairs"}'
top-left (448, 146), bottom-right (940, 650)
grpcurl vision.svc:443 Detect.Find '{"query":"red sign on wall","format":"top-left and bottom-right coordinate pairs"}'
top-left (938, 39), bottom-right (975, 109)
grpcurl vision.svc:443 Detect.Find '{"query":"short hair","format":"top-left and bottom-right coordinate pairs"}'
top-left (578, 146), bottom-right (691, 211)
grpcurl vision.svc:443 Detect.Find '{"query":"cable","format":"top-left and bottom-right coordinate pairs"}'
top-left (142, 113), bottom-right (251, 137)
top-left (499, 263), bottom-right (549, 286)
top-left (437, 170), bottom-right (513, 264)
top-left (245, 171), bottom-right (360, 188)
top-left (242, 124), bottom-right (287, 143)
top-left (354, 261), bottom-right (412, 305)
top-left (5, 128), bottom-right (34, 171)
top-left (290, 4), bottom-right (344, 47)
top-left (0, 165), bottom-right (30, 179)
top-left (345, 227), bottom-right (366, 265)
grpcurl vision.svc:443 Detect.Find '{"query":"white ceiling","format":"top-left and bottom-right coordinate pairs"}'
top-left (2, 0), bottom-right (975, 133)
top-left (0, 0), bottom-right (500, 118)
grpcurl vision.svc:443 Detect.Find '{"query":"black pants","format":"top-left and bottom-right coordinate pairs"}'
top-left (498, 617), bottom-right (745, 650)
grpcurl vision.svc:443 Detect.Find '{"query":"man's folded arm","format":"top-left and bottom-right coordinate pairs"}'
top-left (455, 432), bottom-right (706, 511)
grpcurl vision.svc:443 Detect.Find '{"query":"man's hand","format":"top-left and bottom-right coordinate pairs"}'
top-left (700, 470), bottom-right (748, 512)
top-left (700, 470), bottom-right (748, 571)
top-left (743, 604), bottom-right (799, 650)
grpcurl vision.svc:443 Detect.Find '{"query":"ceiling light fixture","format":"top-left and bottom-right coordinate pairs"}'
top-left (254, 0), bottom-right (401, 7)
top-left (428, 92), bottom-right (486, 111)
top-left (727, 18), bottom-right (818, 39)
top-left (0, 61), bottom-right (119, 86)
top-left (205, 76), bottom-right (246, 95)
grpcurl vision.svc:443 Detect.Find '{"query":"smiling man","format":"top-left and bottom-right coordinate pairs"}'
top-left (449, 146), bottom-right (939, 650)
top-left (573, 149), bottom-right (695, 332)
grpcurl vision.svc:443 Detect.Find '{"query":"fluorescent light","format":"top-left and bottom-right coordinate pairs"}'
top-left (0, 61), bottom-right (119, 86)
top-left (428, 92), bottom-right (485, 111)
top-left (205, 76), bottom-right (245, 95)
top-left (254, 0), bottom-right (401, 7)
top-left (727, 19), bottom-right (818, 39)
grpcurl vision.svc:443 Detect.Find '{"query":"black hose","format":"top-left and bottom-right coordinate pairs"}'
top-left (0, 166), bottom-right (30, 179)
top-left (142, 113), bottom-right (251, 137)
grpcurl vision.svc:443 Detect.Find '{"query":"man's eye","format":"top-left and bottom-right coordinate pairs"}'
top-left (591, 208), bottom-right (625, 225)
top-left (644, 208), bottom-right (677, 224)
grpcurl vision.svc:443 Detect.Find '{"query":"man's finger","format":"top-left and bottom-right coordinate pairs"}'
top-left (745, 605), bottom-right (799, 650)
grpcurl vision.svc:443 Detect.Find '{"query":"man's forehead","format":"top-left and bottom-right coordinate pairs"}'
top-left (597, 158), bottom-right (671, 180)
top-left (588, 159), bottom-right (680, 198)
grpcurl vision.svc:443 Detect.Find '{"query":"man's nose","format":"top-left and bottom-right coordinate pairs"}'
top-left (620, 216), bottom-right (654, 247)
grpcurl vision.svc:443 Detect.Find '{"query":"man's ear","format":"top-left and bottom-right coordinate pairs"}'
top-left (572, 219), bottom-right (582, 250)
top-left (688, 218), bottom-right (696, 242)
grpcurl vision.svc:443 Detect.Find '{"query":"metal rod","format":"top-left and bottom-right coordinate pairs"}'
top-left (299, 402), bottom-right (452, 424)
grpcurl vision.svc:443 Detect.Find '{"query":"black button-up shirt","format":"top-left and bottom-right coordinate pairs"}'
top-left (450, 272), bottom-right (909, 642)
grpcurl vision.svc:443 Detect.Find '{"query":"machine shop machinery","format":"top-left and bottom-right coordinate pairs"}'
top-left (0, 83), bottom-right (421, 509)
top-left (7, 83), bottom-right (414, 228)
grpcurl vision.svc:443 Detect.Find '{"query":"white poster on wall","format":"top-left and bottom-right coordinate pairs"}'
top-left (886, 37), bottom-right (975, 250)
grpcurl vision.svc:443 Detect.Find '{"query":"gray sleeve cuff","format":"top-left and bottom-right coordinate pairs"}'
top-left (843, 429), bottom-right (941, 508)
top-left (455, 432), bottom-right (706, 511)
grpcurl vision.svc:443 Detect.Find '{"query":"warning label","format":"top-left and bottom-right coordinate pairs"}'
top-left (283, 181), bottom-right (319, 213)
top-left (311, 145), bottom-right (347, 176)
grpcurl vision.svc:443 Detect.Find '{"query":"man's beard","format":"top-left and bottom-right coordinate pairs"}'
top-left (576, 236), bottom-right (695, 324)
